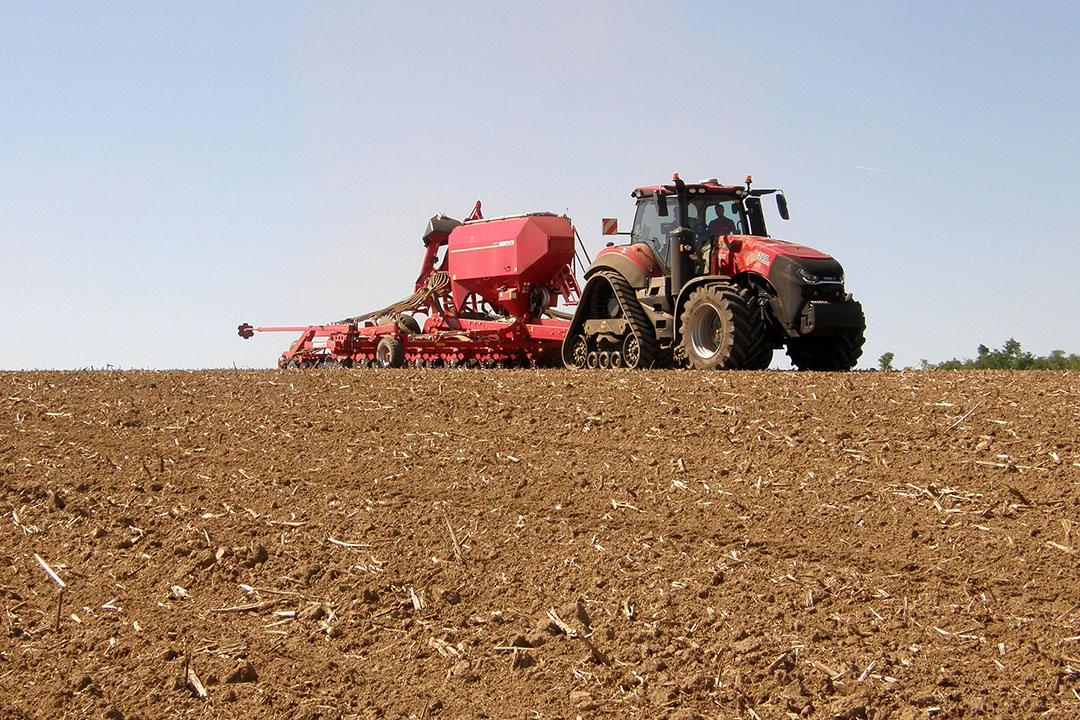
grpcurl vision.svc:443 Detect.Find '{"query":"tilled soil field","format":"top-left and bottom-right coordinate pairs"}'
top-left (2, 370), bottom-right (1079, 720)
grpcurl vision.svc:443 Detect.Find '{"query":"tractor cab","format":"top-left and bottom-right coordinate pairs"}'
top-left (629, 177), bottom-right (791, 301)
top-left (629, 184), bottom-right (751, 274)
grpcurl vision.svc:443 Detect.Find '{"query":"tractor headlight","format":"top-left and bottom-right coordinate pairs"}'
top-left (799, 268), bottom-right (844, 285)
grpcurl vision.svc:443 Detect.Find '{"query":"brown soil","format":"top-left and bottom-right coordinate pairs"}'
top-left (2, 370), bottom-right (1079, 720)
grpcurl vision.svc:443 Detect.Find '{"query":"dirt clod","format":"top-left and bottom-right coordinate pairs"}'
top-left (225, 663), bottom-right (258, 684)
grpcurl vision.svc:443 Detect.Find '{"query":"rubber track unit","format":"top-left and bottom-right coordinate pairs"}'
top-left (561, 270), bottom-right (658, 369)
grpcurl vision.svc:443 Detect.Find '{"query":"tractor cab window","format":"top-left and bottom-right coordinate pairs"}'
top-left (631, 197), bottom-right (673, 272)
top-left (632, 195), bottom-right (747, 268)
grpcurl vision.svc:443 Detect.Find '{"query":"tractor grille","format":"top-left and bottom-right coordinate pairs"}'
top-left (799, 299), bottom-right (864, 335)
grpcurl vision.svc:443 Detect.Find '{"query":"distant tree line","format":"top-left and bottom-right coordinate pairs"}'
top-left (878, 339), bottom-right (1080, 371)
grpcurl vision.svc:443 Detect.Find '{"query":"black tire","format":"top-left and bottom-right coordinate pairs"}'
top-left (679, 284), bottom-right (764, 370)
top-left (376, 337), bottom-right (405, 368)
top-left (786, 327), bottom-right (865, 371)
top-left (746, 344), bottom-right (774, 370)
top-left (398, 315), bottom-right (421, 335)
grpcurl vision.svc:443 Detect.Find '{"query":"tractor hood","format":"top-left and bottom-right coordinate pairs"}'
top-left (719, 235), bottom-right (844, 284)
top-left (742, 236), bottom-right (834, 261)
top-left (728, 235), bottom-right (852, 336)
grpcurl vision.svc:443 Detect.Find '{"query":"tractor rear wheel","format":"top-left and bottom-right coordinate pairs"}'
top-left (786, 327), bottom-right (865, 371)
top-left (376, 337), bottom-right (405, 368)
top-left (679, 284), bottom-right (764, 370)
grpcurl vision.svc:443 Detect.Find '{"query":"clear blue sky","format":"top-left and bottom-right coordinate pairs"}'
top-left (3, 2), bottom-right (1077, 370)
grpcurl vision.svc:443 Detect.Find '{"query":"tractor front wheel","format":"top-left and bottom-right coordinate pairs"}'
top-left (786, 327), bottom-right (865, 371)
top-left (679, 284), bottom-right (764, 370)
top-left (746, 344), bottom-right (774, 370)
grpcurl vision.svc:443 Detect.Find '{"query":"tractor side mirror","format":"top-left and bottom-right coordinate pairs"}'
top-left (776, 193), bottom-right (789, 220)
top-left (656, 192), bottom-right (669, 217)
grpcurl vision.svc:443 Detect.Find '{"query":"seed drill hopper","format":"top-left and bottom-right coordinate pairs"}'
top-left (238, 203), bottom-right (582, 368)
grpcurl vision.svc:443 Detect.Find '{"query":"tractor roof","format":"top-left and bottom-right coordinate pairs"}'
top-left (632, 181), bottom-right (745, 199)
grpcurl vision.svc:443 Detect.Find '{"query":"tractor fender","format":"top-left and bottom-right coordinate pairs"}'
top-left (584, 245), bottom-right (658, 290)
top-left (673, 273), bottom-right (773, 340)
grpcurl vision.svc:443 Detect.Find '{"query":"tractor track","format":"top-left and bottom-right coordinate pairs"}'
top-left (563, 270), bottom-right (659, 369)
top-left (602, 270), bottom-right (660, 368)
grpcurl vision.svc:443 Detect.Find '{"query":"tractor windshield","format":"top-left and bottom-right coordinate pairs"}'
top-left (697, 197), bottom-right (747, 240)
top-left (631, 194), bottom-right (746, 269)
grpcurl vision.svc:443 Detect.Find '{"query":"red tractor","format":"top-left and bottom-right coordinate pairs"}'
top-left (561, 174), bottom-right (865, 370)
